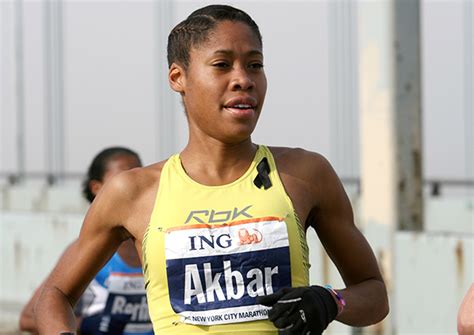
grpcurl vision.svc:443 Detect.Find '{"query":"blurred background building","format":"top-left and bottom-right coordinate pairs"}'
top-left (0, 0), bottom-right (472, 334)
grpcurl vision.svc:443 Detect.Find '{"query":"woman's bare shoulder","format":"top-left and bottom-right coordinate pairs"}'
top-left (96, 158), bottom-right (169, 204)
top-left (268, 146), bottom-right (332, 181)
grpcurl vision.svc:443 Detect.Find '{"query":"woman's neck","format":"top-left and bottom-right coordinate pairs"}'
top-left (180, 137), bottom-right (258, 186)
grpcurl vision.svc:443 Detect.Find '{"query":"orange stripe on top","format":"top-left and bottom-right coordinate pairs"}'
top-left (110, 272), bottom-right (144, 277)
top-left (165, 216), bottom-right (284, 233)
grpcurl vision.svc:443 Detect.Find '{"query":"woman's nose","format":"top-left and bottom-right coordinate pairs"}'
top-left (230, 68), bottom-right (255, 91)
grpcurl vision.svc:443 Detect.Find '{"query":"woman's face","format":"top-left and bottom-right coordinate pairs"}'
top-left (171, 20), bottom-right (267, 144)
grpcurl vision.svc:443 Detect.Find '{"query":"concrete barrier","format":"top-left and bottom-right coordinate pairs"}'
top-left (1, 183), bottom-right (88, 214)
top-left (395, 232), bottom-right (473, 334)
top-left (4, 184), bottom-right (45, 212)
top-left (425, 197), bottom-right (474, 234)
top-left (0, 212), bottom-right (83, 302)
top-left (0, 211), bottom-right (83, 331)
top-left (42, 186), bottom-right (88, 213)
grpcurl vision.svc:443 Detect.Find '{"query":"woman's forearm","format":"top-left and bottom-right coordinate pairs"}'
top-left (335, 278), bottom-right (389, 327)
top-left (35, 285), bottom-right (77, 334)
top-left (19, 309), bottom-right (38, 333)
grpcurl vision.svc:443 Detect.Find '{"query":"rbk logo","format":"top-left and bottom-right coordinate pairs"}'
top-left (185, 205), bottom-right (253, 224)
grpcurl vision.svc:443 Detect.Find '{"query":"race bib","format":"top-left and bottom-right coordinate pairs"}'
top-left (165, 217), bottom-right (291, 325)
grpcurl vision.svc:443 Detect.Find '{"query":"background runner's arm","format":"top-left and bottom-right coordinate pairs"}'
top-left (35, 175), bottom-right (131, 333)
top-left (458, 283), bottom-right (474, 334)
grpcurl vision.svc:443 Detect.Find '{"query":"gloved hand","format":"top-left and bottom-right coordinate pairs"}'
top-left (256, 286), bottom-right (338, 335)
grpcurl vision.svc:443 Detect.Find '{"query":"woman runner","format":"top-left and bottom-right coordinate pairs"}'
top-left (36, 5), bottom-right (388, 334)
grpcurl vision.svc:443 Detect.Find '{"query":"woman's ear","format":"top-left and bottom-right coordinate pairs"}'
top-left (89, 180), bottom-right (104, 197)
top-left (169, 63), bottom-right (186, 93)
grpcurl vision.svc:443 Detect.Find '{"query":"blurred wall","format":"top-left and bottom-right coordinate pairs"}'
top-left (0, 0), bottom-right (337, 178)
top-left (1, 0), bottom-right (472, 186)
top-left (1, 0), bottom-right (473, 186)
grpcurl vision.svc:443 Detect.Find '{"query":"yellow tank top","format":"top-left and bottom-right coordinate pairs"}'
top-left (142, 145), bottom-right (309, 334)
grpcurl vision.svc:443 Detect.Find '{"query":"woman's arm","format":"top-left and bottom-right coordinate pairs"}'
top-left (260, 148), bottom-right (388, 333)
top-left (308, 153), bottom-right (389, 326)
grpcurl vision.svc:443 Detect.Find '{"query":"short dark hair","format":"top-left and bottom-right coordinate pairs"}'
top-left (82, 147), bottom-right (141, 203)
top-left (167, 4), bottom-right (262, 69)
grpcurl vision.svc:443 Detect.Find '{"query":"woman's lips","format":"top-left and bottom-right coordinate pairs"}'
top-left (224, 106), bottom-right (256, 119)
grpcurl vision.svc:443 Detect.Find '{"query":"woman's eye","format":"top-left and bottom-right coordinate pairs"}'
top-left (213, 62), bottom-right (229, 68)
top-left (250, 63), bottom-right (264, 69)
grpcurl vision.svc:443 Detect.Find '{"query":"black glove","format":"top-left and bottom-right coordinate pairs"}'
top-left (256, 286), bottom-right (338, 335)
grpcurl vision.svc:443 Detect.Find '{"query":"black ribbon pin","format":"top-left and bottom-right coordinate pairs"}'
top-left (253, 157), bottom-right (272, 190)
